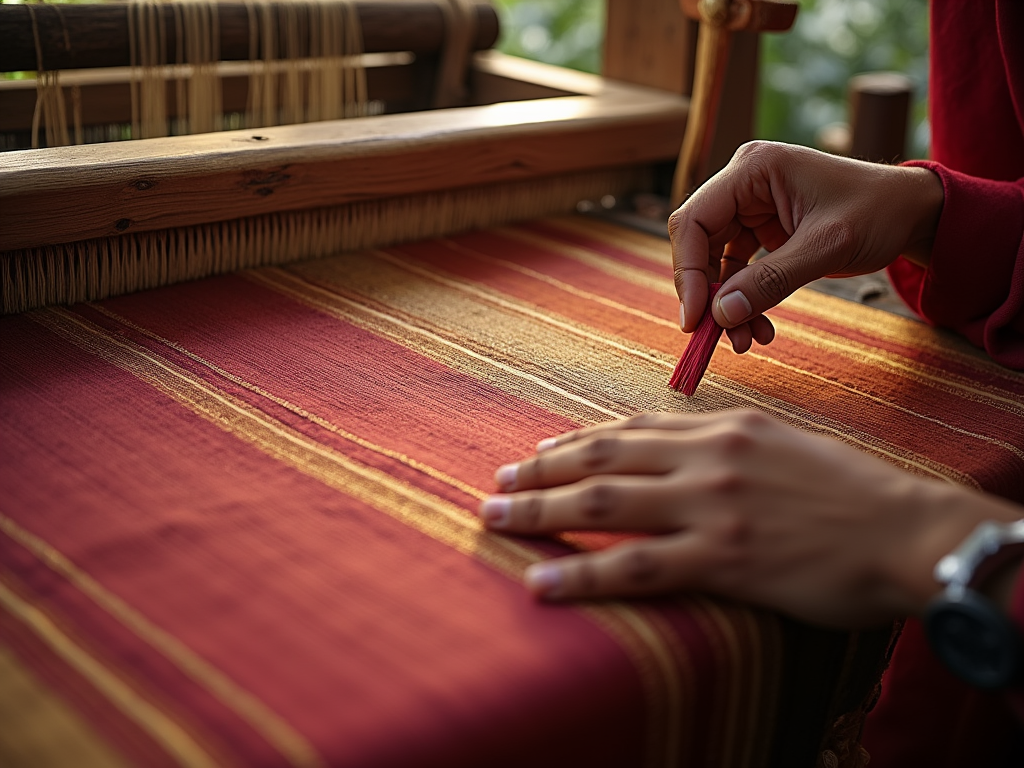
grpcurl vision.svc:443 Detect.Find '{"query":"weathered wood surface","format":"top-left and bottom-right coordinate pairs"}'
top-left (0, 1), bottom-right (499, 73)
top-left (603, 0), bottom-right (697, 96)
top-left (0, 54), bottom-right (688, 251)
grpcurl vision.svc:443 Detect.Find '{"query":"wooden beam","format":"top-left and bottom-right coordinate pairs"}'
top-left (0, 1), bottom-right (499, 73)
top-left (707, 31), bottom-right (759, 177)
top-left (0, 53), bottom-right (687, 251)
top-left (602, 0), bottom-right (697, 95)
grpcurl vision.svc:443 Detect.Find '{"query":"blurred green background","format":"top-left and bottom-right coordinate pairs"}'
top-left (492, 0), bottom-right (930, 158)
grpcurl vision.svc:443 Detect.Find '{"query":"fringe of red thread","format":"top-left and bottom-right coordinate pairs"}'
top-left (669, 282), bottom-right (724, 397)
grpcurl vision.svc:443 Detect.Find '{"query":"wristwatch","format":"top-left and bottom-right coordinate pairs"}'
top-left (924, 519), bottom-right (1024, 690)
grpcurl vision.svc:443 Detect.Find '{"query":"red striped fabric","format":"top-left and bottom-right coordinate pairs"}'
top-left (1, 216), bottom-right (1020, 767)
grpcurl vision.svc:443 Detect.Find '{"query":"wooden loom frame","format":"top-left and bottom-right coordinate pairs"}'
top-left (0, 0), bottom-right (773, 310)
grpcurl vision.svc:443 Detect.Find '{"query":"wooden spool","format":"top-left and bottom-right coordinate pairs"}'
top-left (848, 71), bottom-right (914, 163)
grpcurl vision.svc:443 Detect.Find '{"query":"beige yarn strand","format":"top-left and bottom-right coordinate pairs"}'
top-left (28, 3), bottom-right (71, 149)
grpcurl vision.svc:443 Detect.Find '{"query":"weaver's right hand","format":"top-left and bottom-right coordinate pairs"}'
top-left (668, 141), bottom-right (945, 353)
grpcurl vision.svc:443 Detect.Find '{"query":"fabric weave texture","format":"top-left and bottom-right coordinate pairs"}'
top-left (2, 217), bottom-right (1022, 768)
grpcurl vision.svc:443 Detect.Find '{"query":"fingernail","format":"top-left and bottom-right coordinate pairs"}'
top-left (479, 496), bottom-right (512, 527)
top-left (678, 301), bottom-right (686, 331)
top-left (525, 562), bottom-right (563, 598)
top-left (495, 463), bottom-right (518, 489)
top-left (536, 437), bottom-right (558, 452)
top-left (718, 290), bottom-right (752, 325)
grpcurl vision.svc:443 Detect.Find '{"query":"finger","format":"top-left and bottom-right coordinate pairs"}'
top-left (523, 535), bottom-right (715, 600)
top-left (669, 188), bottom-right (742, 331)
top-left (726, 323), bottom-right (753, 354)
top-left (721, 228), bottom-right (759, 277)
top-left (531, 412), bottom-right (733, 455)
top-left (479, 476), bottom-right (677, 534)
top-left (499, 432), bottom-right (683, 492)
top-left (751, 217), bottom-right (790, 252)
top-left (711, 221), bottom-right (856, 327)
top-left (720, 254), bottom-right (748, 285)
top-left (749, 314), bottom-right (776, 346)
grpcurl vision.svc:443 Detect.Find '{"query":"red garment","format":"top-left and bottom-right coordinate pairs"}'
top-left (867, 2), bottom-right (1024, 764)
top-left (887, 0), bottom-right (1024, 370)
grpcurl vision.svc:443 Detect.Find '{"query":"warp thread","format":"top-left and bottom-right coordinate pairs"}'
top-left (668, 282), bottom-right (723, 397)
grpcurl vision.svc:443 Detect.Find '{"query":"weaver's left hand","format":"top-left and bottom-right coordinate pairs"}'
top-left (478, 410), bottom-right (1022, 628)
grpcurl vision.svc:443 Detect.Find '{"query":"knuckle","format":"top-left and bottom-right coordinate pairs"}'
top-left (702, 467), bottom-right (746, 495)
top-left (672, 264), bottom-right (689, 288)
top-left (716, 428), bottom-right (755, 457)
top-left (731, 140), bottom-right (775, 167)
top-left (516, 458), bottom-right (538, 488)
top-left (730, 408), bottom-right (770, 433)
top-left (520, 495), bottom-right (543, 529)
top-left (752, 261), bottom-right (792, 302)
top-left (712, 511), bottom-right (751, 548)
top-left (583, 436), bottom-right (617, 470)
top-left (621, 546), bottom-right (662, 585)
top-left (625, 413), bottom-right (654, 429)
top-left (667, 208), bottom-right (684, 239)
top-left (574, 558), bottom-right (599, 595)
top-left (580, 480), bottom-right (617, 521)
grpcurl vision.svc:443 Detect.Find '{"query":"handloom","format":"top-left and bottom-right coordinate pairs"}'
top-left (3, 2), bottom-right (1023, 767)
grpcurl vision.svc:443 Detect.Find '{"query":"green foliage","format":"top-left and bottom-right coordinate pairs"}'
top-left (759, 0), bottom-right (930, 157)
top-left (491, 0), bottom-right (603, 75)
top-left (493, 0), bottom-right (930, 157)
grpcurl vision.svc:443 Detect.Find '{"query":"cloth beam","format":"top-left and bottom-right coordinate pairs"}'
top-left (2, 216), bottom-right (1022, 768)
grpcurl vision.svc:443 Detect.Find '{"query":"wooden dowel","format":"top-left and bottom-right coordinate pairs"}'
top-left (848, 72), bottom-right (913, 163)
top-left (0, 1), bottom-right (499, 74)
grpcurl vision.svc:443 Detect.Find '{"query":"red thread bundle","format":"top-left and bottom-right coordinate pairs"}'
top-left (669, 282), bottom-right (724, 396)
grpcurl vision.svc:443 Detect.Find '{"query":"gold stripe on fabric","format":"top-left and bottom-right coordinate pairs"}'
top-left (31, 308), bottom-right (684, 768)
top-left (0, 515), bottom-right (324, 768)
top-left (88, 303), bottom-right (692, 768)
top-left (288, 249), bottom-right (974, 487)
top-left (91, 304), bottom-right (697, 765)
top-left (497, 226), bottom-right (674, 297)
top-left (0, 577), bottom-right (218, 768)
top-left (440, 234), bottom-right (1024, 427)
top-left (769, 314), bottom-right (1024, 412)
top-left (90, 305), bottom-right (488, 503)
top-left (438, 238), bottom-right (672, 327)
top-left (750, 350), bottom-right (1024, 466)
top-left (0, 641), bottom-right (131, 768)
top-left (540, 216), bottom-right (1012, 378)
top-left (517, 224), bottom-right (1024, 405)
top-left (541, 216), bottom-right (674, 268)
top-left (781, 288), bottom-right (1008, 368)
top-left (245, 269), bottom-right (623, 425)
top-left (411, 241), bottom-right (998, 485)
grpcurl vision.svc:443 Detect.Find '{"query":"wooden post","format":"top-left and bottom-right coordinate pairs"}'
top-left (848, 72), bottom-right (913, 163)
top-left (604, 0), bottom-right (795, 206)
top-left (603, 0), bottom-right (697, 95)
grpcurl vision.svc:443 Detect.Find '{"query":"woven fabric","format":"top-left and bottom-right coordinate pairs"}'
top-left (1, 216), bottom-right (1021, 768)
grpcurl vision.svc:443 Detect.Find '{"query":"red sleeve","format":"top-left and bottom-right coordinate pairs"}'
top-left (886, 161), bottom-right (1024, 370)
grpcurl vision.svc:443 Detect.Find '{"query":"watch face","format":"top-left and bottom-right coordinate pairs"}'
top-left (925, 591), bottom-right (1023, 690)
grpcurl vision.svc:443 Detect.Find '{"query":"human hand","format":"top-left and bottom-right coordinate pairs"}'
top-left (479, 411), bottom-right (1021, 628)
top-left (669, 142), bottom-right (944, 353)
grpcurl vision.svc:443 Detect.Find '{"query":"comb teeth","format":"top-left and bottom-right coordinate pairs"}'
top-left (669, 282), bottom-right (724, 397)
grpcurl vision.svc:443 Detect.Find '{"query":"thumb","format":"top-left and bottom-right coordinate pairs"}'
top-left (711, 220), bottom-right (855, 326)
